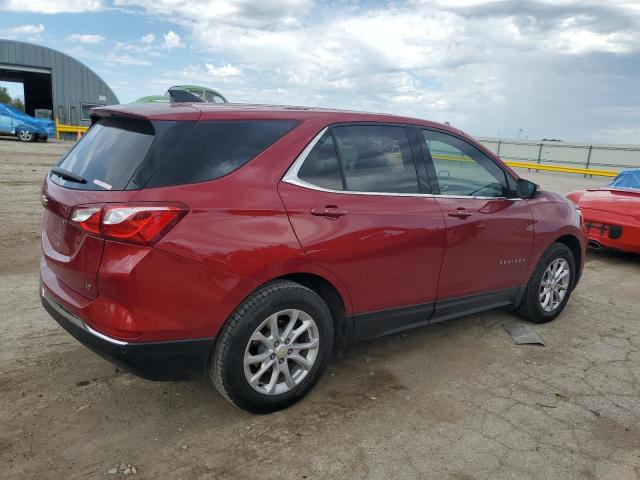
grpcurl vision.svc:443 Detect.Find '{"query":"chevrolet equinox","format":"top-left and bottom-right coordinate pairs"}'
top-left (40, 103), bottom-right (585, 413)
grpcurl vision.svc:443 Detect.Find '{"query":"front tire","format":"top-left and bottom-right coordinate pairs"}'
top-left (517, 242), bottom-right (576, 323)
top-left (17, 129), bottom-right (34, 142)
top-left (210, 280), bottom-right (334, 413)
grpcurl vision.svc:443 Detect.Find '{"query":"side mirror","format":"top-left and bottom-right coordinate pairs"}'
top-left (517, 179), bottom-right (539, 199)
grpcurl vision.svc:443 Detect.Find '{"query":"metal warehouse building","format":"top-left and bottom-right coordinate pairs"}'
top-left (0, 39), bottom-right (119, 126)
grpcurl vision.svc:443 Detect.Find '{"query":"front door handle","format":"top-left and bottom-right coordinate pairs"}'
top-left (447, 208), bottom-right (473, 218)
top-left (310, 206), bottom-right (349, 218)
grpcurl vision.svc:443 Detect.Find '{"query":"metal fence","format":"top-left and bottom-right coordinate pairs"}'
top-left (478, 138), bottom-right (640, 174)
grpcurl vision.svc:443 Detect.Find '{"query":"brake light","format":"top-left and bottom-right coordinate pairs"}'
top-left (70, 207), bottom-right (102, 234)
top-left (70, 203), bottom-right (188, 245)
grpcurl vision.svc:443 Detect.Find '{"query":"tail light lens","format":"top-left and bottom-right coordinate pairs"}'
top-left (70, 207), bottom-right (102, 234)
top-left (70, 203), bottom-right (188, 245)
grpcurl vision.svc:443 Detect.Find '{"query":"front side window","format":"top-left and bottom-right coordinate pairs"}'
top-left (422, 130), bottom-right (509, 197)
top-left (332, 125), bottom-right (419, 193)
top-left (297, 131), bottom-right (344, 190)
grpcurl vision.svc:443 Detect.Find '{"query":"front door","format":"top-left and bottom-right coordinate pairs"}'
top-left (419, 129), bottom-right (535, 314)
top-left (279, 124), bottom-right (446, 340)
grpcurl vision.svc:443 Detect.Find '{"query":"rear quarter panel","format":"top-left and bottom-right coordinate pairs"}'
top-left (130, 119), bottom-right (353, 338)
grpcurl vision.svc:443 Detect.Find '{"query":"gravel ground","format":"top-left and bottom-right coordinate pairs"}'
top-left (1, 137), bottom-right (639, 480)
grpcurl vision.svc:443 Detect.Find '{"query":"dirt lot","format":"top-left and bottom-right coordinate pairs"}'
top-left (1, 137), bottom-right (639, 480)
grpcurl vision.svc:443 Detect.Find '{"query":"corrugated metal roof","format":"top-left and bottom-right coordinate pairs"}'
top-left (0, 39), bottom-right (119, 125)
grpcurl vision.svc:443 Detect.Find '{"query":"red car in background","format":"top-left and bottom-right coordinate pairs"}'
top-left (567, 169), bottom-right (640, 254)
top-left (40, 103), bottom-right (585, 412)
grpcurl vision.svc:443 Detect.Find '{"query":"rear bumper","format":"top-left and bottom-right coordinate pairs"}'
top-left (582, 210), bottom-right (640, 254)
top-left (41, 286), bottom-right (214, 380)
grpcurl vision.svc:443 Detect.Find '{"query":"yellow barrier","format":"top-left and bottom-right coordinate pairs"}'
top-left (430, 153), bottom-right (619, 177)
top-left (55, 119), bottom-right (89, 140)
top-left (503, 160), bottom-right (618, 177)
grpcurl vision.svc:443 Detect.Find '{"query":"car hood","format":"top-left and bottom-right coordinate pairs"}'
top-left (569, 188), bottom-right (640, 215)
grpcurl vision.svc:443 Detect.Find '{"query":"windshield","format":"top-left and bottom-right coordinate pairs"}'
top-left (608, 171), bottom-right (640, 190)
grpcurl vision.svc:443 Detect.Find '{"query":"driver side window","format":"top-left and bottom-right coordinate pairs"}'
top-left (422, 130), bottom-right (509, 198)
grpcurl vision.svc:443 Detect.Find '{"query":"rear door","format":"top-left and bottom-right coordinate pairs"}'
top-left (279, 124), bottom-right (446, 339)
top-left (419, 129), bottom-right (534, 311)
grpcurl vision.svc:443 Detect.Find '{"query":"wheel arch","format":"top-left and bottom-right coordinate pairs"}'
top-left (553, 234), bottom-right (583, 288)
top-left (276, 272), bottom-right (349, 348)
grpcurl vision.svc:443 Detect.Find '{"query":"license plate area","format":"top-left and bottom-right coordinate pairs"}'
top-left (585, 221), bottom-right (622, 239)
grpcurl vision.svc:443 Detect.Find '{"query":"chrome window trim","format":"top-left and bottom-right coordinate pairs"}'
top-left (282, 126), bottom-right (522, 201)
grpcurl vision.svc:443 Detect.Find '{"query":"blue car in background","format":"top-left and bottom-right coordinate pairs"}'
top-left (0, 103), bottom-right (55, 142)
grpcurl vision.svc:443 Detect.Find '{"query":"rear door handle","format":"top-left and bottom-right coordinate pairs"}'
top-left (310, 206), bottom-right (349, 218)
top-left (447, 208), bottom-right (473, 218)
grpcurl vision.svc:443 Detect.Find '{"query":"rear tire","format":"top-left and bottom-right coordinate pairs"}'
top-left (210, 280), bottom-right (334, 413)
top-left (517, 242), bottom-right (575, 323)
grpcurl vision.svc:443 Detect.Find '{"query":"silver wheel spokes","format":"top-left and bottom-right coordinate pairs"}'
top-left (539, 258), bottom-right (570, 312)
top-left (243, 309), bottom-right (320, 396)
top-left (19, 130), bottom-right (31, 141)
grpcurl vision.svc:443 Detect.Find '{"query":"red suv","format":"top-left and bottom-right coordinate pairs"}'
top-left (40, 103), bottom-right (585, 412)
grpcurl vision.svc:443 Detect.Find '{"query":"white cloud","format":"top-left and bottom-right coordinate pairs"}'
top-left (161, 30), bottom-right (183, 49)
top-left (140, 33), bottom-right (155, 44)
top-left (67, 34), bottom-right (105, 44)
top-left (94, 0), bottom-right (640, 141)
top-left (6, 24), bottom-right (44, 34)
top-left (0, 0), bottom-right (103, 14)
top-left (104, 53), bottom-right (151, 66)
top-left (206, 63), bottom-right (243, 78)
top-left (114, 0), bottom-right (313, 29)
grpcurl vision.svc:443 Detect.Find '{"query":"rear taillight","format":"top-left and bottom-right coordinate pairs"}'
top-left (70, 207), bottom-right (102, 234)
top-left (70, 203), bottom-right (188, 245)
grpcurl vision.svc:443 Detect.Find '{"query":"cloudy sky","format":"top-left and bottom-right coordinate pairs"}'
top-left (1, 0), bottom-right (639, 143)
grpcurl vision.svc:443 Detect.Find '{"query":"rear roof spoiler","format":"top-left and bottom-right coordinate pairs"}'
top-left (168, 88), bottom-right (204, 103)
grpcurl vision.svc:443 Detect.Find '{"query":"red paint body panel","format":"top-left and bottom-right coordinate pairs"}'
top-left (434, 197), bottom-right (535, 299)
top-left (41, 103), bottom-right (585, 347)
top-left (567, 189), bottom-right (640, 253)
top-left (278, 182), bottom-right (446, 313)
top-left (527, 191), bottom-right (586, 277)
top-left (41, 177), bottom-right (136, 300)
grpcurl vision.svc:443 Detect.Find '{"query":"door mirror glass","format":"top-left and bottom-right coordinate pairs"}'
top-left (517, 179), bottom-right (538, 199)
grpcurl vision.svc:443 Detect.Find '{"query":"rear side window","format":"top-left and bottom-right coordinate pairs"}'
top-left (332, 125), bottom-right (419, 193)
top-left (297, 131), bottom-right (344, 190)
top-left (52, 118), bottom-right (154, 191)
top-left (147, 120), bottom-right (298, 187)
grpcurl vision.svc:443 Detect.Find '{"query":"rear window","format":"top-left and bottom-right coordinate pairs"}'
top-left (52, 118), bottom-right (154, 191)
top-left (146, 120), bottom-right (298, 187)
top-left (51, 119), bottom-right (298, 191)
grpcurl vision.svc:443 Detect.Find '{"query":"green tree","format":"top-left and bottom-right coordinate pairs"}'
top-left (0, 86), bottom-right (11, 104)
top-left (10, 97), bottom-right (25, 112)
top-left (0, 86), bottom-right (25, 111)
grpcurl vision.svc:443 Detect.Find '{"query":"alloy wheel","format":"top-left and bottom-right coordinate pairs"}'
top-left (243, 309), bottom-right (320, 395)
top-left (18, 130), bottom-right (33, 141)
top-left (539, 258), bottom-right (570, 312)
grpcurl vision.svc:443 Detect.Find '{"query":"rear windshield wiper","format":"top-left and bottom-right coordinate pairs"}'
top-left (50, 167), bottom-right (87, 184)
